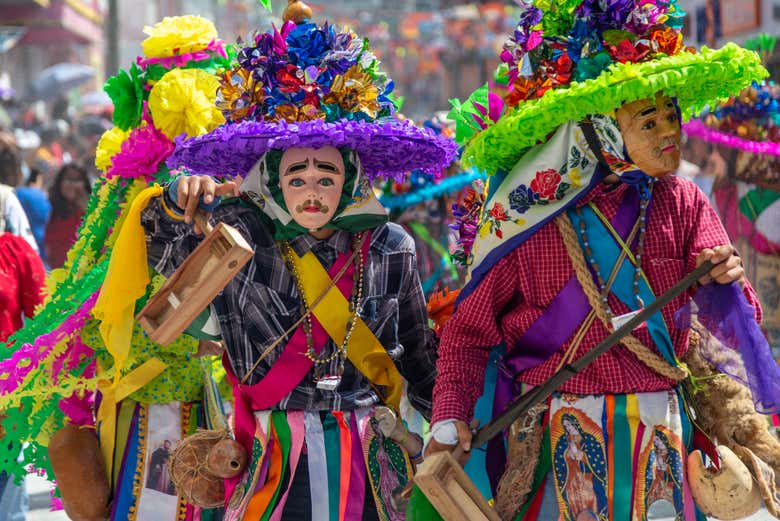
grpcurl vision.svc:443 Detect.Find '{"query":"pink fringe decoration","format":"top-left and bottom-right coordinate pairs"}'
top-left (683, 119), bottom-right (780, 158)
top-left (136, 39), bottom-right (227, 70)
top-left (0, 292), bottom-right (98, 395)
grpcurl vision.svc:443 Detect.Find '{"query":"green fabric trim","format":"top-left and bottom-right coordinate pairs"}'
top-left (462, 44), bottom-right (767, 173)
top-left (260, 411), bottom-right (292, 521)
top-left (739, 187), bottom-right (780, 222)
top-left (323, 414), bottom-right (341, 521)
top-left (182, 306), bottom-right (222, 341)
top-left (612, 395), bottom-right (632, 521)
top-left (407, 485), bottom-right (443, 521)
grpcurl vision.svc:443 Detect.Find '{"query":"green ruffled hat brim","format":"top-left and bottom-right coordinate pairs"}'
top-left (463, 43), bottom-right (768, 173)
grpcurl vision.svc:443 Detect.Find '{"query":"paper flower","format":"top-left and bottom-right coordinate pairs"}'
top-left (103, 63), bottom-right (145, 131)
top-left (141, 15), bottom-right (218, 59)
top-left (107, 124), bottom-right (174, 180)
top-left (148, 68), bottom-right (225, 140)
top-left (95, 127), bottom-right (130, 172)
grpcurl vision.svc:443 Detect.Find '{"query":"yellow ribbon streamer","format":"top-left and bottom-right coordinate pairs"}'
top-left (289, 249), bottom-right (402, 412)
top-left (96, 358), bottom-right (167, 481)
top-left (93, 185), bottom-right (163, 378)
top-left (92, 184), bottom-right (166, 480)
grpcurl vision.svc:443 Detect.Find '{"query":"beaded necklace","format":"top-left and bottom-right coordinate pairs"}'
top-left (575, 184), bottom-right (652, 323)
top-left (281, 232), bottom-right (366, 387)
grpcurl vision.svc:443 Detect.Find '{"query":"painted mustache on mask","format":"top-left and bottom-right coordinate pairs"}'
top-left (295, 199), bottom-right (330, 214)
top-left (651, 137), bottom-right (680, 158)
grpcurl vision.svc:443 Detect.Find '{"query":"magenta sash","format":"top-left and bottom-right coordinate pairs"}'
top-left (224, 233), bottom-right (372, 457)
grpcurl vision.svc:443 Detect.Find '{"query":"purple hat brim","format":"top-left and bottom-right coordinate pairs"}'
top-left (168, 118), bottom-right (459, 180)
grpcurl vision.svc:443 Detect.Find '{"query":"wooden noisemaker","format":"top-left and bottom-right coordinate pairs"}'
top-left (412, 420), bottom-right (500, 521)
top-left (136, 211), bottom-right (253, 346)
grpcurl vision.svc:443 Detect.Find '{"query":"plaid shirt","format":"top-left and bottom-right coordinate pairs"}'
top-left (141, 194), bottom-right (437, 418)
top-left (433, 176), bottom-right (762, 423)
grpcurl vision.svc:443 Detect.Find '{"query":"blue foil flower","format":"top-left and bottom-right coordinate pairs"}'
top-left (287, 22), bottom-right (333, 69)
top-left (567, 19), bottom-right (603, 62)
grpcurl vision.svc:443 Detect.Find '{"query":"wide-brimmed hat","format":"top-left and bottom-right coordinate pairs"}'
top-left (168, 6), bottom-right (457, 180)
top-left (450, 0), bottom-right (767, 174)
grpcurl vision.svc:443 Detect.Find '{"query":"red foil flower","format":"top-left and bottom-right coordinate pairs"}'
top-left (650, 27), bottom-right (683, 56)
top-left (608, 39), bottom-right (650, 63)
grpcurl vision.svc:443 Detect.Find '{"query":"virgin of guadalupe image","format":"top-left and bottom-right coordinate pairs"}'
top-left (640, 427), bottom-right (685, 519)
top-left (553, 411), bottom-right (608, 521)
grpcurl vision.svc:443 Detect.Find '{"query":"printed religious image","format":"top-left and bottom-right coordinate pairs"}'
top-left (141, 403), bottom-right (184, 501)
top-left (146, 439), bottom-right (177, 495)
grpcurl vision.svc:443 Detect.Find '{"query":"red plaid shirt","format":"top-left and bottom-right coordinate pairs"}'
top-left (432, 176), bottom-right (762, 423)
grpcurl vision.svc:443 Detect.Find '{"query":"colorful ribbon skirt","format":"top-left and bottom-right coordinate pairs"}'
top-left (518, 389), bottom-right (706, 521)
top-left (224, 408), bottom-right (413, 521)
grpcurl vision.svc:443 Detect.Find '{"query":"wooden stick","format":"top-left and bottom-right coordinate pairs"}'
top-left (471, 259), bottom-right (712, 448)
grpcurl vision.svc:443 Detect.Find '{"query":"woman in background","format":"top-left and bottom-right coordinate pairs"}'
top-left (45, 164), bottom-right (90, 269)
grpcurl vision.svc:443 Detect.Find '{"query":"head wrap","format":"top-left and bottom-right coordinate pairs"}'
top-left (459, 114), bottom-right (650, 301)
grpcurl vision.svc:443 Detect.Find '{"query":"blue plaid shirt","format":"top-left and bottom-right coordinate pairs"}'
top-left (141, 191), bottom-right (436, 418)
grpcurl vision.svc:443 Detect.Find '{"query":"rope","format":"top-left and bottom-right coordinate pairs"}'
top-left (554, 214), bottom-right (689, 382)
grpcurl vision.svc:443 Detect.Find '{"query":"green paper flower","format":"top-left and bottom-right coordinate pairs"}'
top-left (104, 63), bottom-right (145, 131)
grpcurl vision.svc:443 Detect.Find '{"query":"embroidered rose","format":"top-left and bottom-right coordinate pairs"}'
top-left (489, 202), bottom-right (508, 221)
top-left (508, 184), bottom-right (537, 214)
top-left (530, 169), bottom-right (562, 200)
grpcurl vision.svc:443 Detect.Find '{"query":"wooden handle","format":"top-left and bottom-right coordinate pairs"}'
top-left (193, 210), bottom-right (214, 235)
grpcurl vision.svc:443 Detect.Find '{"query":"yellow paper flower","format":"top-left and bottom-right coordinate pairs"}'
top-left (141, 15), bottom-right (218, 59)
top-left (95, 127), bottom-right (130, 171)
top-left (148, 68), bottom-right (225, 140)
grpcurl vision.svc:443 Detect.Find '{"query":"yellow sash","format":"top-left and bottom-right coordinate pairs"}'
top-left (288, 248), bottom-right (403, 412)
top-left (93, 185), bottom-right (168, 480)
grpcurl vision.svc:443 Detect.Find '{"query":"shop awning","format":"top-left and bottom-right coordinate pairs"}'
top-left (0, 0), bottom-right (102, 46)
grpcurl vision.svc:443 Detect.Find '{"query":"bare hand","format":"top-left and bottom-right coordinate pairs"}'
top-left (425, 420), bottom-right (473, 466)
top-left (174, 175), bottom-right (238, 233)
top-left (695, 245), bottom-right (745, 287)
top-left (195, 339), bottom-right (225, 358)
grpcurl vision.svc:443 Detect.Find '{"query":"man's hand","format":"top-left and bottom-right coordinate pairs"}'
top-left (425, 420), bottom-right (473, 466)
top-left (195, 339), bottom-right (225, 358)
top-left (696, 245), bottom-right (745, 287)
top-left (173, 175), bottom-right (238, 233)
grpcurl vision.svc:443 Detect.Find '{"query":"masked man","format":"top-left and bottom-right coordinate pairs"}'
top-left (427, 1), bottom-right (779, 519)
top-left (140, 6), bottom-right (457, 521)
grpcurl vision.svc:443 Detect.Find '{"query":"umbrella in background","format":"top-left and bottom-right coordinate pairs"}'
top-left (80, 90), bottom-right (112, 114)
top-left (31, 63), bottom-right (95, 100)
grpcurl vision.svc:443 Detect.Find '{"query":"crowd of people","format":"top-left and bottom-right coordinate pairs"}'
top-left (0, 2), bottom-right (778, 521)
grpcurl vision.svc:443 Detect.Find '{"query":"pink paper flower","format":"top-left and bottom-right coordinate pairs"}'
top-left (107, 124), bottom-right (174, 181)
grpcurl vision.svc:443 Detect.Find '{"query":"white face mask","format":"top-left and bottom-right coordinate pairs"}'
top-left (279, 146), bottom-right (346, 232)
